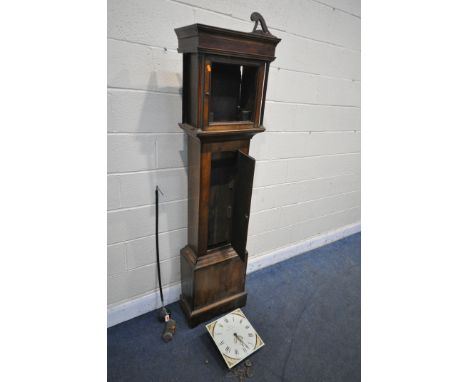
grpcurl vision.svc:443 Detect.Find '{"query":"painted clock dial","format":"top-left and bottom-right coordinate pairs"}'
top-left (206, 308), bottom-right (265, 368)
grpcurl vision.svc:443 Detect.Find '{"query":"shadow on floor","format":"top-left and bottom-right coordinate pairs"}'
top-left (108, 233), bottom-right (361, 382)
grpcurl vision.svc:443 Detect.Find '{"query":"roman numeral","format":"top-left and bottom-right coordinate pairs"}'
top-left (248, 333), bottom-right (254, 337)
top-left (225, 346), bottom-right (231, 353)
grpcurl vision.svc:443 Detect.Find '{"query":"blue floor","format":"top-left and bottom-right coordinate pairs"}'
top-left (108, 233), bottom-right (361, 382)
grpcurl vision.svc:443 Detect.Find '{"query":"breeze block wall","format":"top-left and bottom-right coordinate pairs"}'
top-left (108, 0), bottom-right (360, 311)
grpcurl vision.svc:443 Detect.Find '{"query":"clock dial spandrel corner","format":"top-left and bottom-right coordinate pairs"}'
top-left (231, 308), bottom-right (245, 318)
top-left (223, 354), bottom-right (241, 369)
top-left (255, 334), bottom-right (265, 349)
top-left (206, 321), bottom-right (217, 336)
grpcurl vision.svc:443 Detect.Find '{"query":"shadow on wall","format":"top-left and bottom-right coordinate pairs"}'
top-left (142, 68), bottom-right (187, 211)
top-left (130, 67), bottom-right (187, 292)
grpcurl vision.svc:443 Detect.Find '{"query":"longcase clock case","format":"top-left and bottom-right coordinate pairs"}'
top-left (175, 13), bottom-right (280, 327)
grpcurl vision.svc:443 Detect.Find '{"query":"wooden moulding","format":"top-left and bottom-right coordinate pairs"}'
top-left (175, 24), bottom-right (281, 62)
top-left (179, 123), bottom-right (265, 142)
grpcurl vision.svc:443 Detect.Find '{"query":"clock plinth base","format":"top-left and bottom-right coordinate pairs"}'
top-left (180, 291), bottom-right (247, 328)
top-left (179, 245), bottom-right (248, 328)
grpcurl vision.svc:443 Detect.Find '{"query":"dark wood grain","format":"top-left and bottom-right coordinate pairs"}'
top-left (197, 150), bottom-right (211, 256)
top-left (186, 136), bottom-right (200, 252)
top-left (231, 152), bottom-right (256, 262)
top-left (207, 152), bottom-right (237, 248)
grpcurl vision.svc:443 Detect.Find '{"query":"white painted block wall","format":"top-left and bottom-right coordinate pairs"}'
top-left (108, 0), bottom-right (360, 311)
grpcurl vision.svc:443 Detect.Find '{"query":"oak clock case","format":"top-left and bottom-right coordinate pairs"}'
top-left (175, 13), bottom-right (280, 327)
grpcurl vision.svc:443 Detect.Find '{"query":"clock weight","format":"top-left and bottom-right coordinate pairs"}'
top-left (157, 306), bottom-right (171, 322)
top-left (162, 316), bottom-right (176, 343)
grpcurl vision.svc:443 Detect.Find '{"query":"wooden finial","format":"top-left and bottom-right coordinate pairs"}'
top-left (250, 12), bottom-right (272, 36)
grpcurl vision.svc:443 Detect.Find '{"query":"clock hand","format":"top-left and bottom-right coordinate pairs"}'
top-left (234, 333), bottom-right (249, 349)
